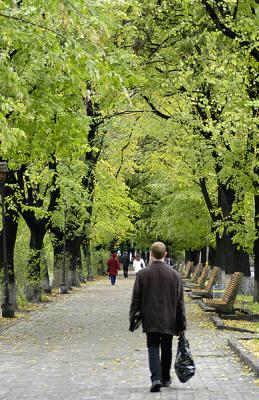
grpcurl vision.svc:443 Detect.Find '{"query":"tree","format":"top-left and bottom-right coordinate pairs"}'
top-left (117, 0), bottom-right (257, 282)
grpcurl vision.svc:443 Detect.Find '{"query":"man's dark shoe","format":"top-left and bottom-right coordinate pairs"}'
top-left (162, 378), bottom-right (172, 387)
top-left (150, 380), bottom-right (162, 392)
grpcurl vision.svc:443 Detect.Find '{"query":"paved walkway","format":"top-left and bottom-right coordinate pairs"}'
top-left (0, 273), bottom-right (259, 400)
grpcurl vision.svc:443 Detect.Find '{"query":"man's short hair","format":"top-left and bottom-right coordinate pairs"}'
top-left (151, 242), bottom-right (166, 259)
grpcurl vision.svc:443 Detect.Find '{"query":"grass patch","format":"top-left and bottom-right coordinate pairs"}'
top-left (240, 339), bottom-right (259, 359)
top-left (235, 295), bottom-right (259, 313)
top-left (223, 319), bottom-right (259, 333)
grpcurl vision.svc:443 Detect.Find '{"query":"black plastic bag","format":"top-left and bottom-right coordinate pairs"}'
top-left (129, 311), bottom-right (142, 332)
top-left (174, 334), bottom-right (196, 383)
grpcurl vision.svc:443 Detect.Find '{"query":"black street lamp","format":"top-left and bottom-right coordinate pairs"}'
top-left (0, 162), bottom-right (15, 318)
top-left (59, 206), bottom-right (68, 294)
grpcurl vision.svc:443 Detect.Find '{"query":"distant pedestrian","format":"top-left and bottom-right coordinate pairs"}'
top-left (133, 254), bottom-right (145, 273)
top-left (165, 256), bottom-right (171, 266)
top-left (107, 253), bottom-right (120, 285)
top-left (129, 241), bottom-right (186, 392)
top-left (121, 251), bottom-right (130, 278)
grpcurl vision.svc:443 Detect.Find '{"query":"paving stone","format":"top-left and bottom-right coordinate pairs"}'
top-left (0, 272), bottom-right (259, 399)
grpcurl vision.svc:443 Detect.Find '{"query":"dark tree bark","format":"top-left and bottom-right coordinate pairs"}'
top-left (66, 236), bottom-right (82, 288)
top-left (0, 172), bottom-right (19, 307)
top-left (83, 238), bottom-right (93, 280)
top-left (51, 224), bottom-right (85, 288)
top-left (14, 160), bottom-right (60, 301)
top-left (200, 247), bottom-right (207, 264)
top-left (199, 177), bottom-right (250, 275)
top-left (24, 216), bottom-right (47, 302)
top-left (41, 257), bottom-right (51, 294)
top-left (254, 194), bottom-right (259, 301)
top-left (0, 209), bottom-right (18, 307)
top-left (50, 226), bottom-right (64, 289)
top-left (185, 249), bottom-right (199, 265)
top-left (185, 250), bottom-right (192, 263)
top-left (208, 246), bottom-right (217, 267)
top-left (215, 183), bottom-right (250, 276)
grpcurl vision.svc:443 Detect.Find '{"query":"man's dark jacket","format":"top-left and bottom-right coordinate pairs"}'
top-left (129, 261), bottom-right (186, 335)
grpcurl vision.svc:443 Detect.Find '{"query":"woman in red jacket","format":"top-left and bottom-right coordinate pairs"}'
top-left (107, 253), bottom-right (120, 285)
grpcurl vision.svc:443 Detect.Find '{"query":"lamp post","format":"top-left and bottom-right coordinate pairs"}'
top-left (59, 206), bottom-right (68, 294)
top-left (0, 162), bottom-right (15, 318)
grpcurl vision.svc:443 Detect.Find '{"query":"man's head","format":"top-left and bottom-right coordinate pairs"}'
top-left (151, 242), bottom-right (166, 261)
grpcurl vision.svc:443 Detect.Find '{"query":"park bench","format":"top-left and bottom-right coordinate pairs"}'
top-left (189, 266), bottom-right (220, 298)
top-left (191, 262), bottom-right (203, 283)
top-left (175, 262), bottom-right (185, 273)
top-left (203, 272), bottom-right (244, 313)
top-left (185, 264), bottom-right (210, 290)
top-left (181, 261), bottom-right (193, 279)
top-left (184, 263), bottom-right (203, 286)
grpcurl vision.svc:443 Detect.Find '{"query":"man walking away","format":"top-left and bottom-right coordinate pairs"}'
top-left (129, 242), bottom-right (186, 392)
top-left (121, 251), bottom-right (130, 278)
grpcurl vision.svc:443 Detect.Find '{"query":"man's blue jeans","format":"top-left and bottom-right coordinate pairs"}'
top-left (146, 332), bottom-right (173, 383)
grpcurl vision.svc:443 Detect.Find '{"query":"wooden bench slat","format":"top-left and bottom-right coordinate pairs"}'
top-left (204, 272), bottom-right (244, 313)
top-left (190, 267), bottom-right (220, 298)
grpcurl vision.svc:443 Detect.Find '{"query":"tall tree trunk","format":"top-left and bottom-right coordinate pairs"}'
top-left (215, 184), bottom-right (250, 276)
top-left (0, 210), bottom-right (18, 307)
top-left (41, 257), bottom-right (51, 294)
top-left (184, 249), bottom-right (199, 265)
top-left (78, 247), bottom-right (85, 283)
top-left (185, 250), bottom-right (192, 263)
top-left (254, 194), bottom-right (259, 301)
top-left (50, 227), bottom-right (65, 289)
top-left (83, 238), bottom-right (93, 280)
top-left (208, 246), bottom-right (217, 266)
top-left (66, 237), bottom-right (81, 288)
top-left (25, 219), bottom-right (47, 302)
top-left (200, 247), bottom-right (207, 264)
top-left (199, 178), bottom-right (250, 275)
top-left (0, 174), bottom-right (19, 308)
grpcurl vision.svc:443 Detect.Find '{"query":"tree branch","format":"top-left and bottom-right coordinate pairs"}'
top-left (99, 109), bottom-right (150, 125)
top-left (48, 158), bottom-right (60, 213)
top-left (141, 95), bottom-right (171, 120)
top-left (149, 35), bottom-right (175, 56)
top-left (115, 120), bottom-right (139, 178)
top-left (199, 177), bottom-right (217, 222)
top-left (201, 0), bottom-right (237, 39)
top-left (201, 0), bottom-right (259, 61)
top-left (0, 12), bottom-right (63, 38)
top-left (233, 0), bottom-right (239, 19)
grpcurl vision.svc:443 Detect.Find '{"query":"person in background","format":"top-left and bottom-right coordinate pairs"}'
top-left (165, 256), bottom-right (171, 266)
top-left (107, 253), bottom-right (120, 285)
top-left (133, 253), bottom-right (145, 273)
top-left (121, 251), bottom-right (130, 278)
top-left (129, 242), bottom-right (186, 392)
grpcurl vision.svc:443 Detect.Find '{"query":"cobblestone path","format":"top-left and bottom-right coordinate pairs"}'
top-left (0, 273), bottom-right (259, 400)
